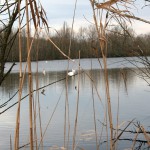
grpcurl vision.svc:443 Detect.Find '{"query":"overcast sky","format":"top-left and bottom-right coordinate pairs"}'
top-left (41, 0), bottom-right (150, 34)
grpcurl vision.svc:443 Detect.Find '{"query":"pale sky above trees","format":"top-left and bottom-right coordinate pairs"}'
top-left (41, 0), bottom-right (150, 35)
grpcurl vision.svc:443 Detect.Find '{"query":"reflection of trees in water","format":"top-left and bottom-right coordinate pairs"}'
top-left (1, 73), bottom-right (28, 100)
top-left (1, 73), bottom-right (20, 96)
top-left (80, 68), bottom-right (139, 93)
top-left (1, 71), bottom-right (67, 98)
top-left (1, 69), bottom-right (139, 100)
top-left (108, 68), bottom-right (140, 90)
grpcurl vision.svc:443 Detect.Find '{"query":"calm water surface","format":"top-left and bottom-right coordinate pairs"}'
top-left (0, 58), bottom-right (150, 150)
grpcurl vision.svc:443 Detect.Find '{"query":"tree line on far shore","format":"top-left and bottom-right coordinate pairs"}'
top-left (7, 22), bottom-right (150, 62)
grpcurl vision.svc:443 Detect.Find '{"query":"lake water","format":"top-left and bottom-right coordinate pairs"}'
top-left (0, 57), bottom-right (150, 150)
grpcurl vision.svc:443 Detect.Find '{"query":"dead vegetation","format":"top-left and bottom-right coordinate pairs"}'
top-left (0, 0), bottom-right (150, 150)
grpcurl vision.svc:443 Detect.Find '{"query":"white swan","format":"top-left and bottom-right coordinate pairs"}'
top-left (68, 69), bottom-right (75, 76)
top-left (43, 69), bottom-right (46, 76)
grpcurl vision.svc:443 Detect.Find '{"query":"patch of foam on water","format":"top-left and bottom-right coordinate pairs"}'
top-left (49, 145), bottom-right (66, 150)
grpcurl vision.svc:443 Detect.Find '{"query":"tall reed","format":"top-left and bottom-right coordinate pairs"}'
top-left (91, 60), bottom-right (99, 150)
top-left (72, 51), bottom-right (80, 150)
top-left (14, 0), bottom-right (23, 149)
top-left (25, 0), bottom-right (33, 149)
top-left (90, 1), bottom-right (114, 149)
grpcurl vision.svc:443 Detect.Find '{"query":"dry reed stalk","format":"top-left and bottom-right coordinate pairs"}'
top-left (141, 126), bottom-right (150, 147)
top-left (31, 76), bottom-right (38, 150)
top-left (37, 76), bottom-right (44, 150)
top-left (14, 0), bottom-right (23, 149)
top-left (99, 31), bottom-right (114, 150)
top-left (67, 88), bottom-right (70, 150)
top-left (72, 51), bottom-right (80, 150)
top-left (131, 128), bottom-right (140, 149)
top-left (10, 135), bottom-right (12, 150)
top-left (105, 96), bottom-right (109, 150)
top-left (25, 0), bottom-right (33, 149)
top-left (113, 121), bottom-right (127, 150)
top-left (120, 69), bottom-right (128, 94)
top-left (14, 56), bottom-right (26, 149)
top-left (64, 90), bottom-right (67, 148)
top-left (42, 17), bottom-right (76, 140)
top-left (96, 93), bottom-right (109, 149)
top-left (4, 17), bottom-right (41, 117)
top-left (14, 5), bottom-right (41, 149)
top-left (96, 1), bottom-right (150, 24)
top-left (98, 112), bottom-right (107, 150)
top-left (20, 2), bottom-right (45, 150)
top-left (32, 19), bottom-right (43, 150)
top-left (83, 71), bottom-right (103, 105)
top-left (65, 0), bottom-right (78, 148)
top-left (9, 1), bottom-right (47, 149)
top-left (35, 33), bottom-right (43, 150)
top-left (114, 72), bottom-right (121, 150)
top-left (112, 119), bottom-right (134, 146)
top-left (91, 60), bottom-right (99, 150)
top-left (47, 37), bottom-right (73, 61)
top-left (64, 75), bottom-right (70, 149)
top-left (90, 1), bottom-right (114, 149)
top-left (33, 94), bottom-right (38, 150)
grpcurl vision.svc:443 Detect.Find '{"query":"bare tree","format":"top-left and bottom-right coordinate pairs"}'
top-left (0, 1), bottom-right (20, 85)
